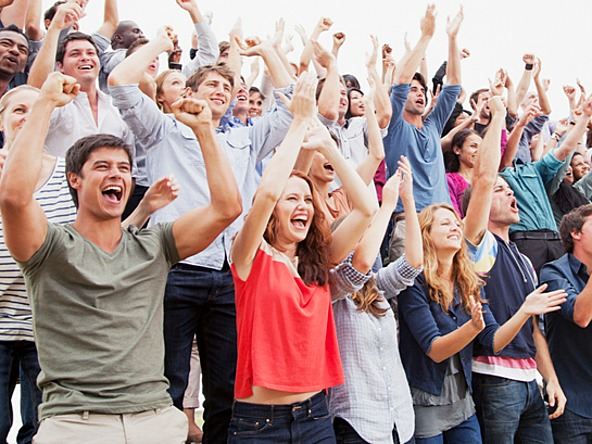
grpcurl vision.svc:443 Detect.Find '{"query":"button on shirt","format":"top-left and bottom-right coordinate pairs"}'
top-left (541, 254), bottom-right (592, 418)
top-left (500, 150), bottom-right (563, 232)
top-left (43, 90), bottom-right (134, 159)
top-left (110, 84), bottom-right (293, 269)
top-left (329, 254), bottom-right (421, 444)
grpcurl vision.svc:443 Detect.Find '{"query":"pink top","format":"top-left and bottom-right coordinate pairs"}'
top-left (446, 172), bottom-right (470, 218)
top-left (231, 240), bottom-right (344, 399)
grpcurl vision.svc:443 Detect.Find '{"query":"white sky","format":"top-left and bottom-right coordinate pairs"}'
top-left (39, 0), bottom-right (592, 118)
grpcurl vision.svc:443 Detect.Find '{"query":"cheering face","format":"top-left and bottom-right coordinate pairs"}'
top-left (428, 207), bottom-right (463, 254)
top-left (489, 176), bottom-right (520, 227)
top-left (157, 71), bottom-right (188, 110)
top-left (404, 79), bottom-right (427, 116)
top-left (309, 151), bottom-right (335, 184)
top-left (0, 30), bottom-right (29, 77)
top-left (348, 90), bottom-right (365, 117)
top-left (454, 134), bottom-right (482, 169)
top-left (57, 39), bottom-right (100, 84)
top-left (248, 91), bottom-right (263, 118)
top-left (273, 176), bottom-right (315, 246)
top-left (571, 154), bottom-right (591, 182)
top-left (194, 72), bottom-right (232, 120)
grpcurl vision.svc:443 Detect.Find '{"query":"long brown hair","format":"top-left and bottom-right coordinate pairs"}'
top-left (351, 276), bottom-right (388, 317)
top-left (419, 203), bottom-right (485, 313)
top-left (264, 171), bottom-right (332, 286)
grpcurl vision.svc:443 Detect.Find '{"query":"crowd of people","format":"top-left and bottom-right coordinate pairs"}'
top-left (1, 0), bottom-right (592, 443)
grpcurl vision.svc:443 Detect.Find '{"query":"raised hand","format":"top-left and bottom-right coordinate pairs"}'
top-left (460, 48), bottom-right (470, 59)
top-left (520, 284), bottom-right (566, 315)
top-left (489, 69), bottom-right (507, 97)
top-left (142, 176), bottom-right (180, 214)
top-left (420, 4), bottom-right (437, 38)
top-left (316, 17), bottom-right (333, 34)
top-left (468, 295), bottom-right (485, 332)
top-left (523, 53), bottom-right (536, 65)
top-left (294, 24), bottom-right (308, 45)
top-left (366, 34), bottom-right (379, 70)
top-left (301, 123), bottom-right (335, 152)
top-left (50, 1), bottom-right (84, 31)
top-left (446, 5), bottom-right (464, 38)
top-left (488, 96), bottom-right (506, 117)
top-left (532, 57), bottom-right (542, 79)
top-left (282, 71), bottom-right (318, 122)
top-left (175, 0), bottom-right (198, 14)
top-left (381, 169), bottom-right (402, 207)
top-left (171, 98), bottom-right (212, 129)
top-left (333, 32), bottom-right (346, 49)
top-left (397, 155), bottom-right (413, 203)
top-left (39, 72), bottom-right (80, 107)
top-left (234, 36), bottom-right (271, 58)
top-left (272, 18), bottom-right (285, 49)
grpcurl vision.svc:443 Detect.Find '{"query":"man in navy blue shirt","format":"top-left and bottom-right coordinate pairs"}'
top-left (541, 204), bottom-right (592, 443)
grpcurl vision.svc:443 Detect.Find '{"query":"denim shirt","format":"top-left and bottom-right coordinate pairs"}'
top-left (398, 274), bottom-right (499, 396)
top-left (110, 84), bottom-right (294, 269)
top-left (541, 254), bottom-right (592, 418)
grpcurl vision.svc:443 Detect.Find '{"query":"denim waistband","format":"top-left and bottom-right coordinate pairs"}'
top-left (232, 391), bottom-right (327, 420)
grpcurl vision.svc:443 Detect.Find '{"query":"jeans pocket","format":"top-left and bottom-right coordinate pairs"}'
top-left (229, 415), bottom-right (272, 436)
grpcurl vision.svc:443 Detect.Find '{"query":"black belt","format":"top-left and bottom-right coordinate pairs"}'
top-left (510, 230), bottom-right (560, 241)
top-left (172, 260), bottom-right (231, 272)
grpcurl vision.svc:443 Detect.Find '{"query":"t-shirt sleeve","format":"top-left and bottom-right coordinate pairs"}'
top-left (466, 230), bottom-right (498, 276)
top-left (157, 222), bottom-right (181, 266)
top-left (17, 223), bottom-right (63, 277)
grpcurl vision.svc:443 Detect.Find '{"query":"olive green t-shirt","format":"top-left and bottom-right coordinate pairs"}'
top-left (19, 222), bottom-right (180, 420)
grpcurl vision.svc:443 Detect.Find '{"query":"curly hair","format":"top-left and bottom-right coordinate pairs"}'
top-left (419, 203), bottom-right (485, 313)
top-left (264, 171), bottom-right (332, 286)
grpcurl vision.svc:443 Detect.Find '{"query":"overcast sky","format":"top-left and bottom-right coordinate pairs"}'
top-left (39, 0), bottom-right (592, 118)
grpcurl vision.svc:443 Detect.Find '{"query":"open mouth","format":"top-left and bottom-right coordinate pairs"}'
top-left (291, 217), bottom-right (308, 229)
top-left (509, 198), bottom-right (518, 212)
top-left (211, 98), bottom-right (225, 106)
top-left (324, 162), bottom-right (334, 172)
top-left (78, 64), bottom-right (94, 71)
top-left (102, 185), bottom-right (123, 204)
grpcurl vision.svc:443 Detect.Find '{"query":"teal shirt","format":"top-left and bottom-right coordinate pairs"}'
top-left (501, 150), bottom-right (564, 233)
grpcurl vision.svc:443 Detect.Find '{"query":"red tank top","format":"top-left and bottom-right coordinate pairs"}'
top-left (231, 240), bottom-right (344, 399)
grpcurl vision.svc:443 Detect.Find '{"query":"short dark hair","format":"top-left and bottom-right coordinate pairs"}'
top-left (43, 0), bottom-right (66, 23)
top-left (412, 72), bottom-right (428, 101)
top-left (248, 86), bottom-right (265, 101)
top-left (0, 24), bottom-right (30, 50)
top-left (559, 204), bottom-right (592, 254)
top-left (65, 134), bottom-right (133, 208)
top-left (470, 88), bottom-right (489, 110)
top-left (186, 64), bottom-right (234, 92)
top-left (56, 32), bottom-right (98, 65)
top-left (342, 74), bottom-right (360, 90)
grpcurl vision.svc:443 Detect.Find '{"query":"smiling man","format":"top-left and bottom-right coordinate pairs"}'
top-left (0, 72), bottom-right (241, 444)
top-left (27, 1), bottom-right (132, 158)
top-left (0, 25), bottom-right (29, 97)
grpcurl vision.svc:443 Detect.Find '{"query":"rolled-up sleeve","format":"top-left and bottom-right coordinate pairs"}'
top-left (376, 255), bottom-right (422, 300)
top-left (329, 253), bottom-right (372, 301)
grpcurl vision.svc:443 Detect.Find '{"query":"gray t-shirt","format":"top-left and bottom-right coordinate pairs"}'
top-left (19, 222), bottom-right (180, 419)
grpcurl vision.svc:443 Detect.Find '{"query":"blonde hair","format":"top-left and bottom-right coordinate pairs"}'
top-left (0, 85), bottom-right (40, 147)
top-left (155, 69), bottom-right (182, 111)
top-left (419, 203), bottom-right (485, 313)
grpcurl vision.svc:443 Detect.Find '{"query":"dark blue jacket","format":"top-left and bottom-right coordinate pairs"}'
top-left (399, 274), bottom-right (498, 396)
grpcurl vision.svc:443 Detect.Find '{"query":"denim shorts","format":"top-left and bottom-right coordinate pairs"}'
top-left (228, 391), bottom-right (335, 443)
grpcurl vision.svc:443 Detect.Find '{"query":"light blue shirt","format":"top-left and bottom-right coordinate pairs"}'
top-left (110, 84), bottom-right (293, 269)
top-left (384, 83), bottom-right (461, 212)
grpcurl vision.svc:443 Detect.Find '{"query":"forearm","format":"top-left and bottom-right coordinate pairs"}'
top-left (515, 70), bottom-right (532, 106)
top-left (441, 115), bottom-right (474, 152)
top-left (0, 0), bottom-right (27, 28)
top-left (351, 202), bottom-right (395, 273)
top-left (370, 67), bottom-right (392, 128)
top-left (446, 36), bottom-right (461, 85)
top-left (395, 35), bottom-right (431, 84)
top-left (506, 86), bottom-right (518, 119)
top-left (121, 198), bottom-right (152, 229)
top-left (96, 0), bottom-right (118, 39)
top-left (492, 307), bottom-right (530, 353)
top-left (402, 196), bottom-right (421, 269)
top-left (533, 320), bottom-right (559, 383)
top-left (501, 123), bottom-right (525, 169)
top-left (428, 321), bottom-right (480, 363)
top-left (25, 0), bottom-right (43, 41)
top-left (535, 77), bottom-right (552, 115)
top-left (554, 117), bottom-right (588, 162)
top-left (572, 278), bottom-right (592, 328)
top-left (261, 45), bottom-right (292, 88)
top-left (274, 44), bottom-right (297, 83)
top-left (317, 61), bottom-right (340, 121)
top-left (27, 26), bottom-right (60, 88)
top-left (355, 109), bottom-right (384, 185)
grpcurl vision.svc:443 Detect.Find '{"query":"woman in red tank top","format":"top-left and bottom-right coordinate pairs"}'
top-left (229, 73), bottom-right (378, 442)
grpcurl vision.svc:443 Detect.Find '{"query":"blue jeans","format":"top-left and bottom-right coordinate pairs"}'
top-left (0, 340), bottom-right (42, 444)
top-left (415, 414), bottom-right (481, 443)
top-left (228, 391), bottom-right (335, 443)
top-left (551, 408), bottom-right (592, 443)
top-left (472, 374), bottom-right (553, 443)
top-left (163, 265), bottom-right (236, 444)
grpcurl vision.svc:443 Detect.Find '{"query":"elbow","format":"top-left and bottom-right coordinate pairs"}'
top-left (221, 196), bottom-right (243, 222)
top-left (107, 71), bottom-right (122, 87)
top-left (318, 107), bottom-right (338, 122)
top-left (573, 311), bottom-right (591, 329)
top-left (377, 113), bottom-right (392, 129)
top-left (362, 200), bottom-right (379, 219)
top-left (427, 350), bottom-right (446, 364)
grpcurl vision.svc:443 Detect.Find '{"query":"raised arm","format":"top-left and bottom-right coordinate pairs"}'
top-left (95, 0), bottom-right (119, 40)
top-left (394, 5), bottom-right (435, 84)
top-left (171, 99), bottom-right (242, 260)
top-left (501, 100), bottom-right (541, 169)
top-left (0, 0), bottom-right (26, 29)
top-left (121, 176), bottom-right (179, 229)
top-left (355, 83), bottom-right (385, 185)
top-left (367, 35), bottom-right (392, 128)
top-left (463, 96), bottom-right (505, 245)
top-left (231, 73), bottom-right (317, 280)
top-left (236, 37), bottom-right (293, 89)
top-left (532, 58), bottom-right (552, 115)
top-left (24, 0), bottom-right (43, 41)
top-left (0, 73), bottom-right (79, 262)
top-left (297, 17), bottom-right (332, 74)
top-left (313, 40), bottom-right (339, 121)
top-left (109, 27), bottom-right (173, 87)
top-left (177, 0), bottom-right (219, 76)
top-left (445, 6), bottom-right (463, 86)
top-left (515, 54), bottom-right (535, 106)
top-left (27, 1), bottom-right (82, 88)
top-left (554, 96), bottom-right (592, 162)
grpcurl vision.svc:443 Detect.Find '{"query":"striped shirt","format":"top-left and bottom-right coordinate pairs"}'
top-left (0, 158), bottom-right (76, 341)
